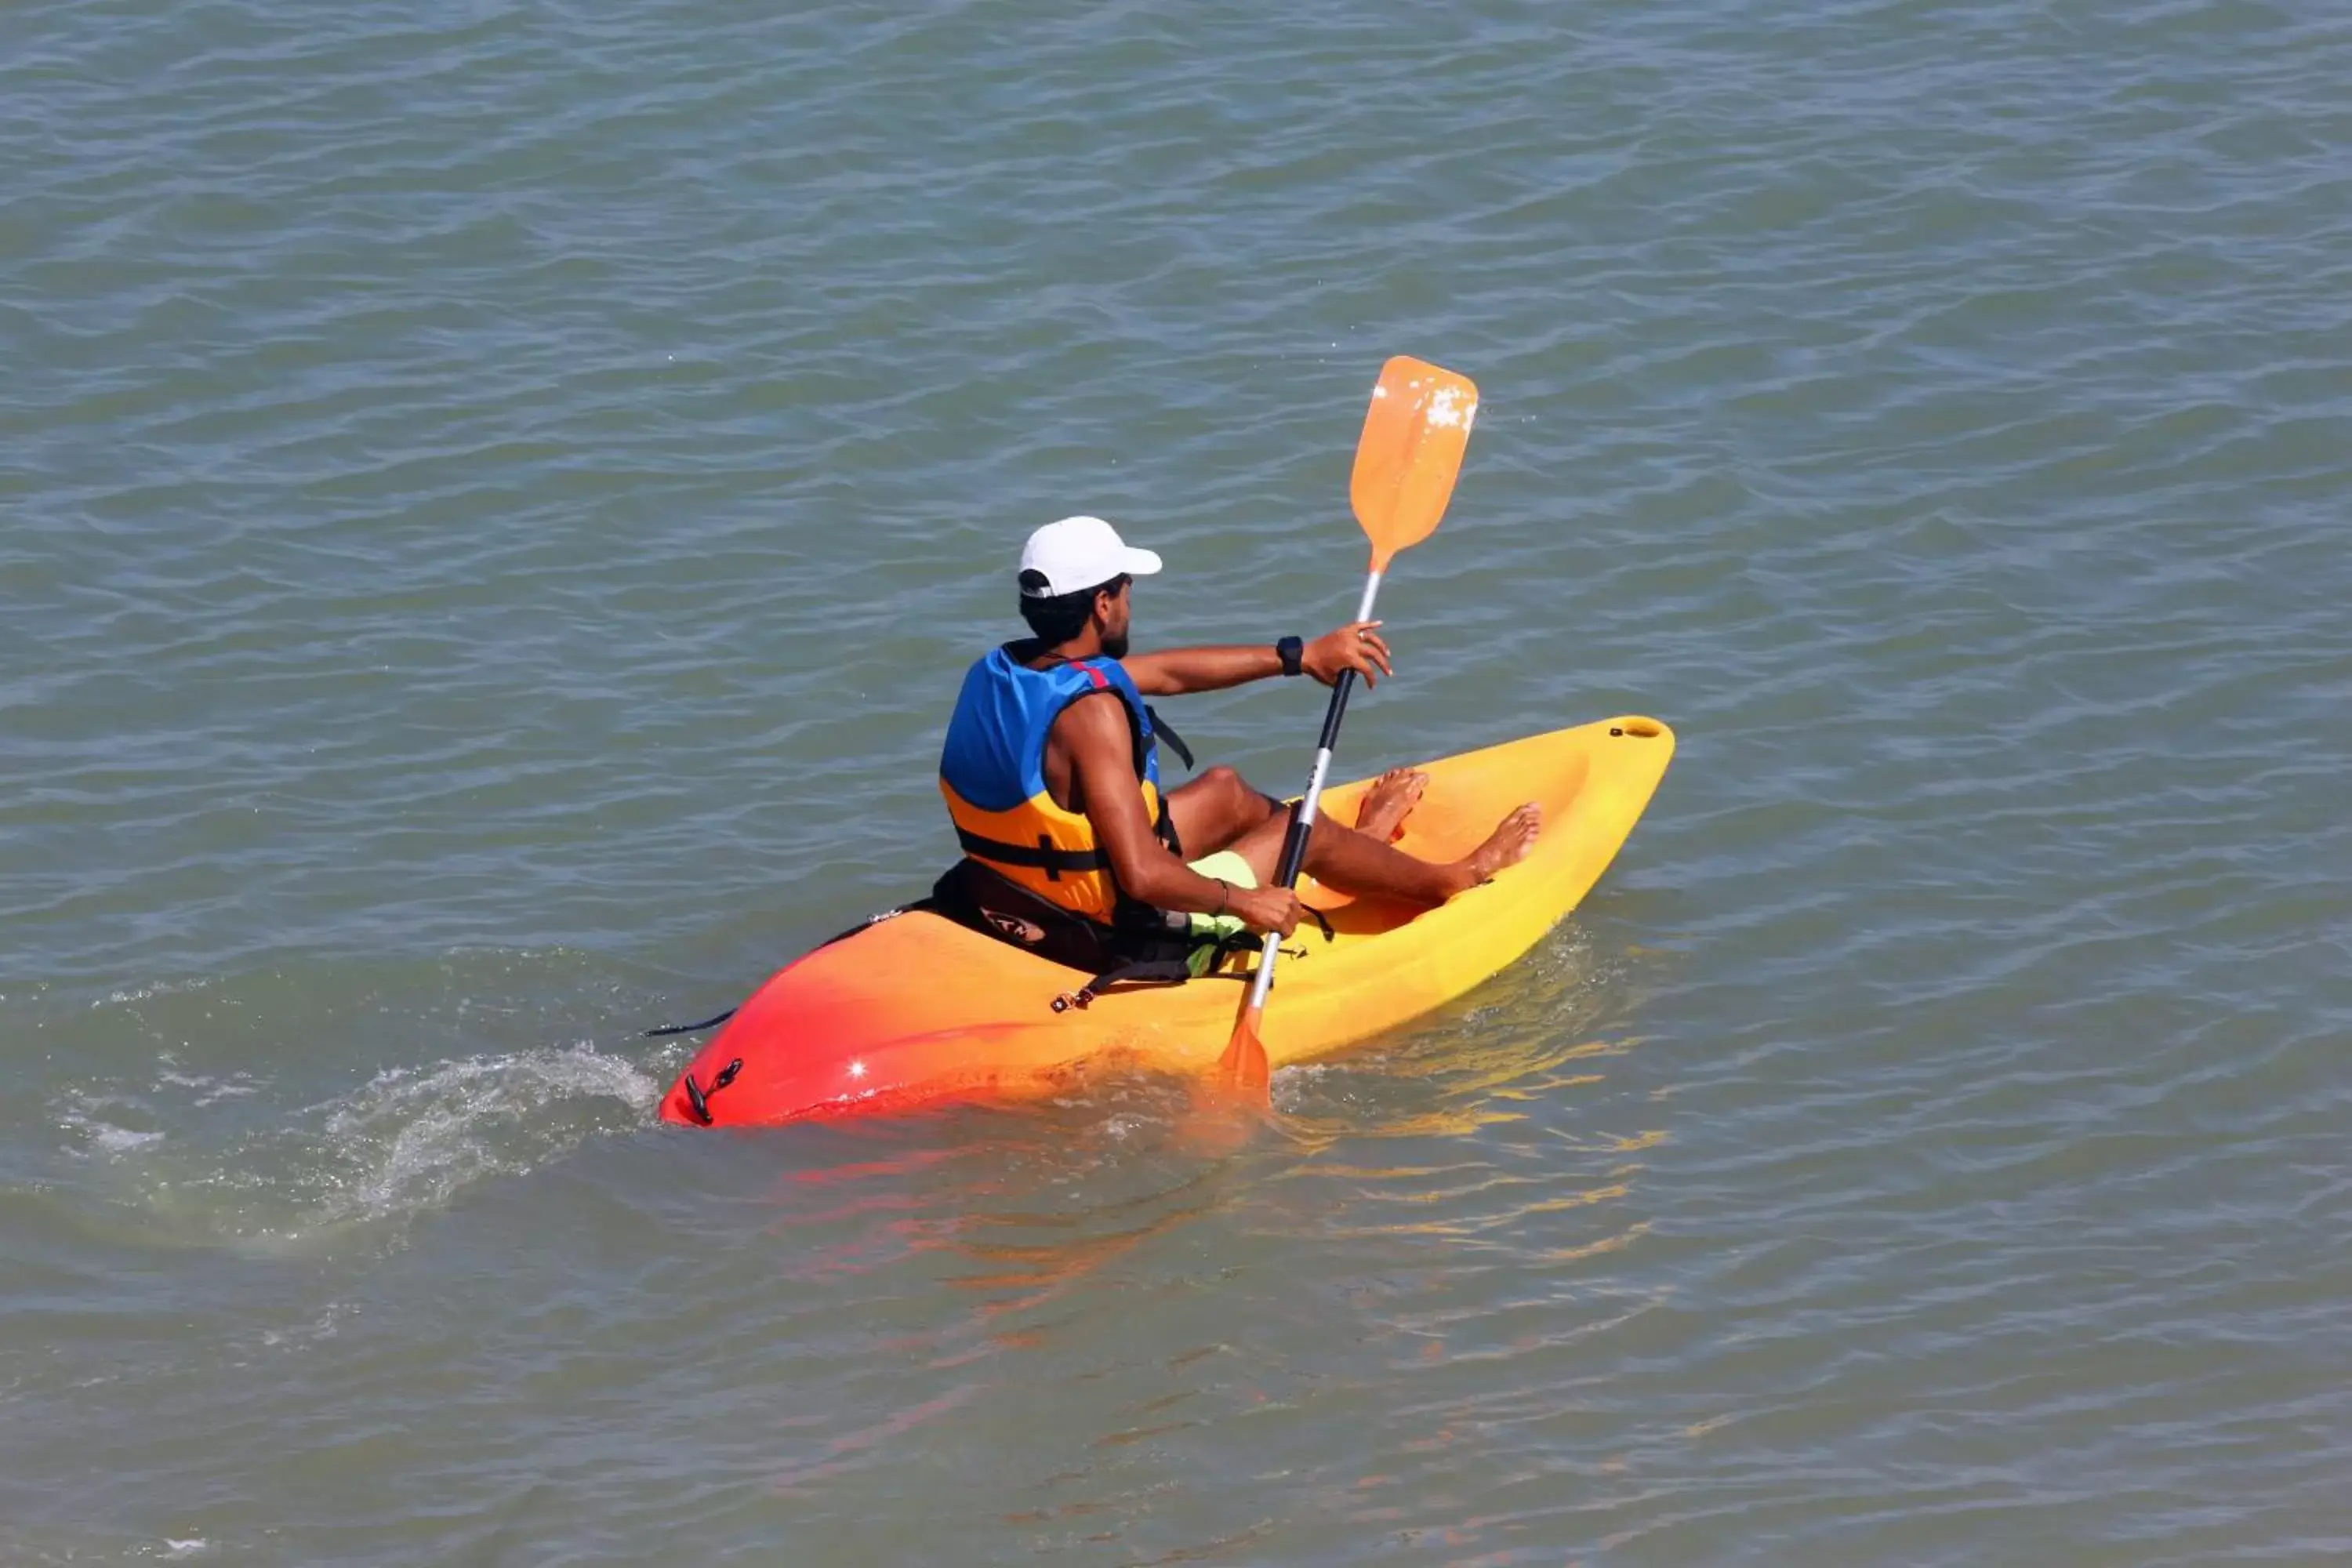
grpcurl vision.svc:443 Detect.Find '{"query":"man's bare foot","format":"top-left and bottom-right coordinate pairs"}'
top-left (1452, 803), bottom-right (1542, 891)
top-left (1355, 768), bottom-right (1428, 842)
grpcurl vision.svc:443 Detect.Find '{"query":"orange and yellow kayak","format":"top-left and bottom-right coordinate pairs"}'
top-left (659, 715), bottom-right (1673, 1127)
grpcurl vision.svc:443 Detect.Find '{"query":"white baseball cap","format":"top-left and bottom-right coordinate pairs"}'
top-left (1018, 515), bottom-right (1163, 598)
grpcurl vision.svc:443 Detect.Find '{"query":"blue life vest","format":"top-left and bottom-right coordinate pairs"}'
top-left (938, 647), bottom-right (1174, 922)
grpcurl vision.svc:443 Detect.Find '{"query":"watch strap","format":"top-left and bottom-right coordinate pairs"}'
top-left (1276, 635), bottom-right (1305, 677)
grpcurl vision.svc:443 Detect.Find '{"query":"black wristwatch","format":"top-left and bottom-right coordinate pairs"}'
top-left (1276, 635), bottom-right (1305, 677)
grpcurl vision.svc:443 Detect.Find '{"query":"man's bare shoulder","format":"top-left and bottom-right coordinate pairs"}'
top-left (1050, 689), bottom-right (1131, 753)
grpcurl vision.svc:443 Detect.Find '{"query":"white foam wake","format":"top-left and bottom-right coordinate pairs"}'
top-left (64, 1042), bottom-right (663, 1246)
top-left (310, 1044), bottom-right (660, 1226)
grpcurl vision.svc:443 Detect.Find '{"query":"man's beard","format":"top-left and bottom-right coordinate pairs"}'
top-left (1101, 629), bottom-right (1130, 660)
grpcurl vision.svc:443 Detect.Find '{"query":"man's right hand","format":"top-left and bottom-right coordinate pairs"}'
top-left (1227, 884), bottom-right (1302, 937)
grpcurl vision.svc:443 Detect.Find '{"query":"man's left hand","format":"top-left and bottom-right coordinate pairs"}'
top-left (1301, 621), bottom-right (1393, 688)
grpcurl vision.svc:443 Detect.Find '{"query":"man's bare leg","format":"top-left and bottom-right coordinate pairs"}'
top-left (1224, 799), bottom-right (1542, 906)
top-left (1165, 765), bottom-right (1283, 856)
top-left (1168, 760), bottom-right (1538, 904)
top-left (1171, 764), bottom-right (1427, 855)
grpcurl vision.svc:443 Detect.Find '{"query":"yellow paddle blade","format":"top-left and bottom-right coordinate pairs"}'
top-left (1350, 356), bottom-right (1480, 575)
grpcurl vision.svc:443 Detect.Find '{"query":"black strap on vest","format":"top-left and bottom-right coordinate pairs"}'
top-left (1145, 706), bottom-right (1195, 771)
top-left (956, 783), bottom-right (1180, 882)
top-left (953, 827), bottom-right (1105, 879)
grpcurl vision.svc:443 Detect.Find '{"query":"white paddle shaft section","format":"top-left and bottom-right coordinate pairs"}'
top-left (1241, 570), bottom-right (1385, 1014)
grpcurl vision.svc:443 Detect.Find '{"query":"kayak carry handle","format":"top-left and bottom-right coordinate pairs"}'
top-left (680, 1058), bottom-right (742, 1125)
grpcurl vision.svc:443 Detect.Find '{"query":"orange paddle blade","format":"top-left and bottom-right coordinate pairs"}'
top-left (1215, 1008), bottom-right (1272, 1100)
top-left (1350, 356), bottom-right (1479, 574)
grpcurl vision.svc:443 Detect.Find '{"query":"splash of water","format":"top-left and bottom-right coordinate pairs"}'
top-left (64, 1042), bottom-right (663, 1247)
top-left (311, 1044), bottom-right (660, 1225)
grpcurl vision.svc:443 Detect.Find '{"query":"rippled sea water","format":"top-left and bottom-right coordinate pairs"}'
top-left (6, 0), bottom-right (2350, 1560)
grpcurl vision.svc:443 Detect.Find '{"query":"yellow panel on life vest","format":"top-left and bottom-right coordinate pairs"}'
top-left (939, 775), bottom-right (1162, 922)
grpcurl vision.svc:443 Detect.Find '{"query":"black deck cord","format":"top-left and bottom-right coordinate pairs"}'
top-left (644, 1007), bottom-right (735, 1039)
top-left (641, 901), bottom-right (935, 1040)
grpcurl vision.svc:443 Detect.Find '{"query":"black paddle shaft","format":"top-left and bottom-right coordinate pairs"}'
top-left (1270, 667), bottom-right (1360, 891)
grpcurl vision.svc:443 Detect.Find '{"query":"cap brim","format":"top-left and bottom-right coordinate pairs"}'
top-left (1123, 547), bottom-right (1163, 577)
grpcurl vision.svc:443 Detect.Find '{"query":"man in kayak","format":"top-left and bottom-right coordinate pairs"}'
top-left (935, 514), bottom-right (1541, 984)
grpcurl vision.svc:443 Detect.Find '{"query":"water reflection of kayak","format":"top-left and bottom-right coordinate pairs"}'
top-left (660, 715), bottom-right (1673, 1128)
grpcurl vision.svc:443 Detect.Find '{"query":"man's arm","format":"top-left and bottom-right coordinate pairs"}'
top-left (1126, 622), bottom-right (1396, 695)
top-left (1058, 696), bottom-right (1298, 935)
